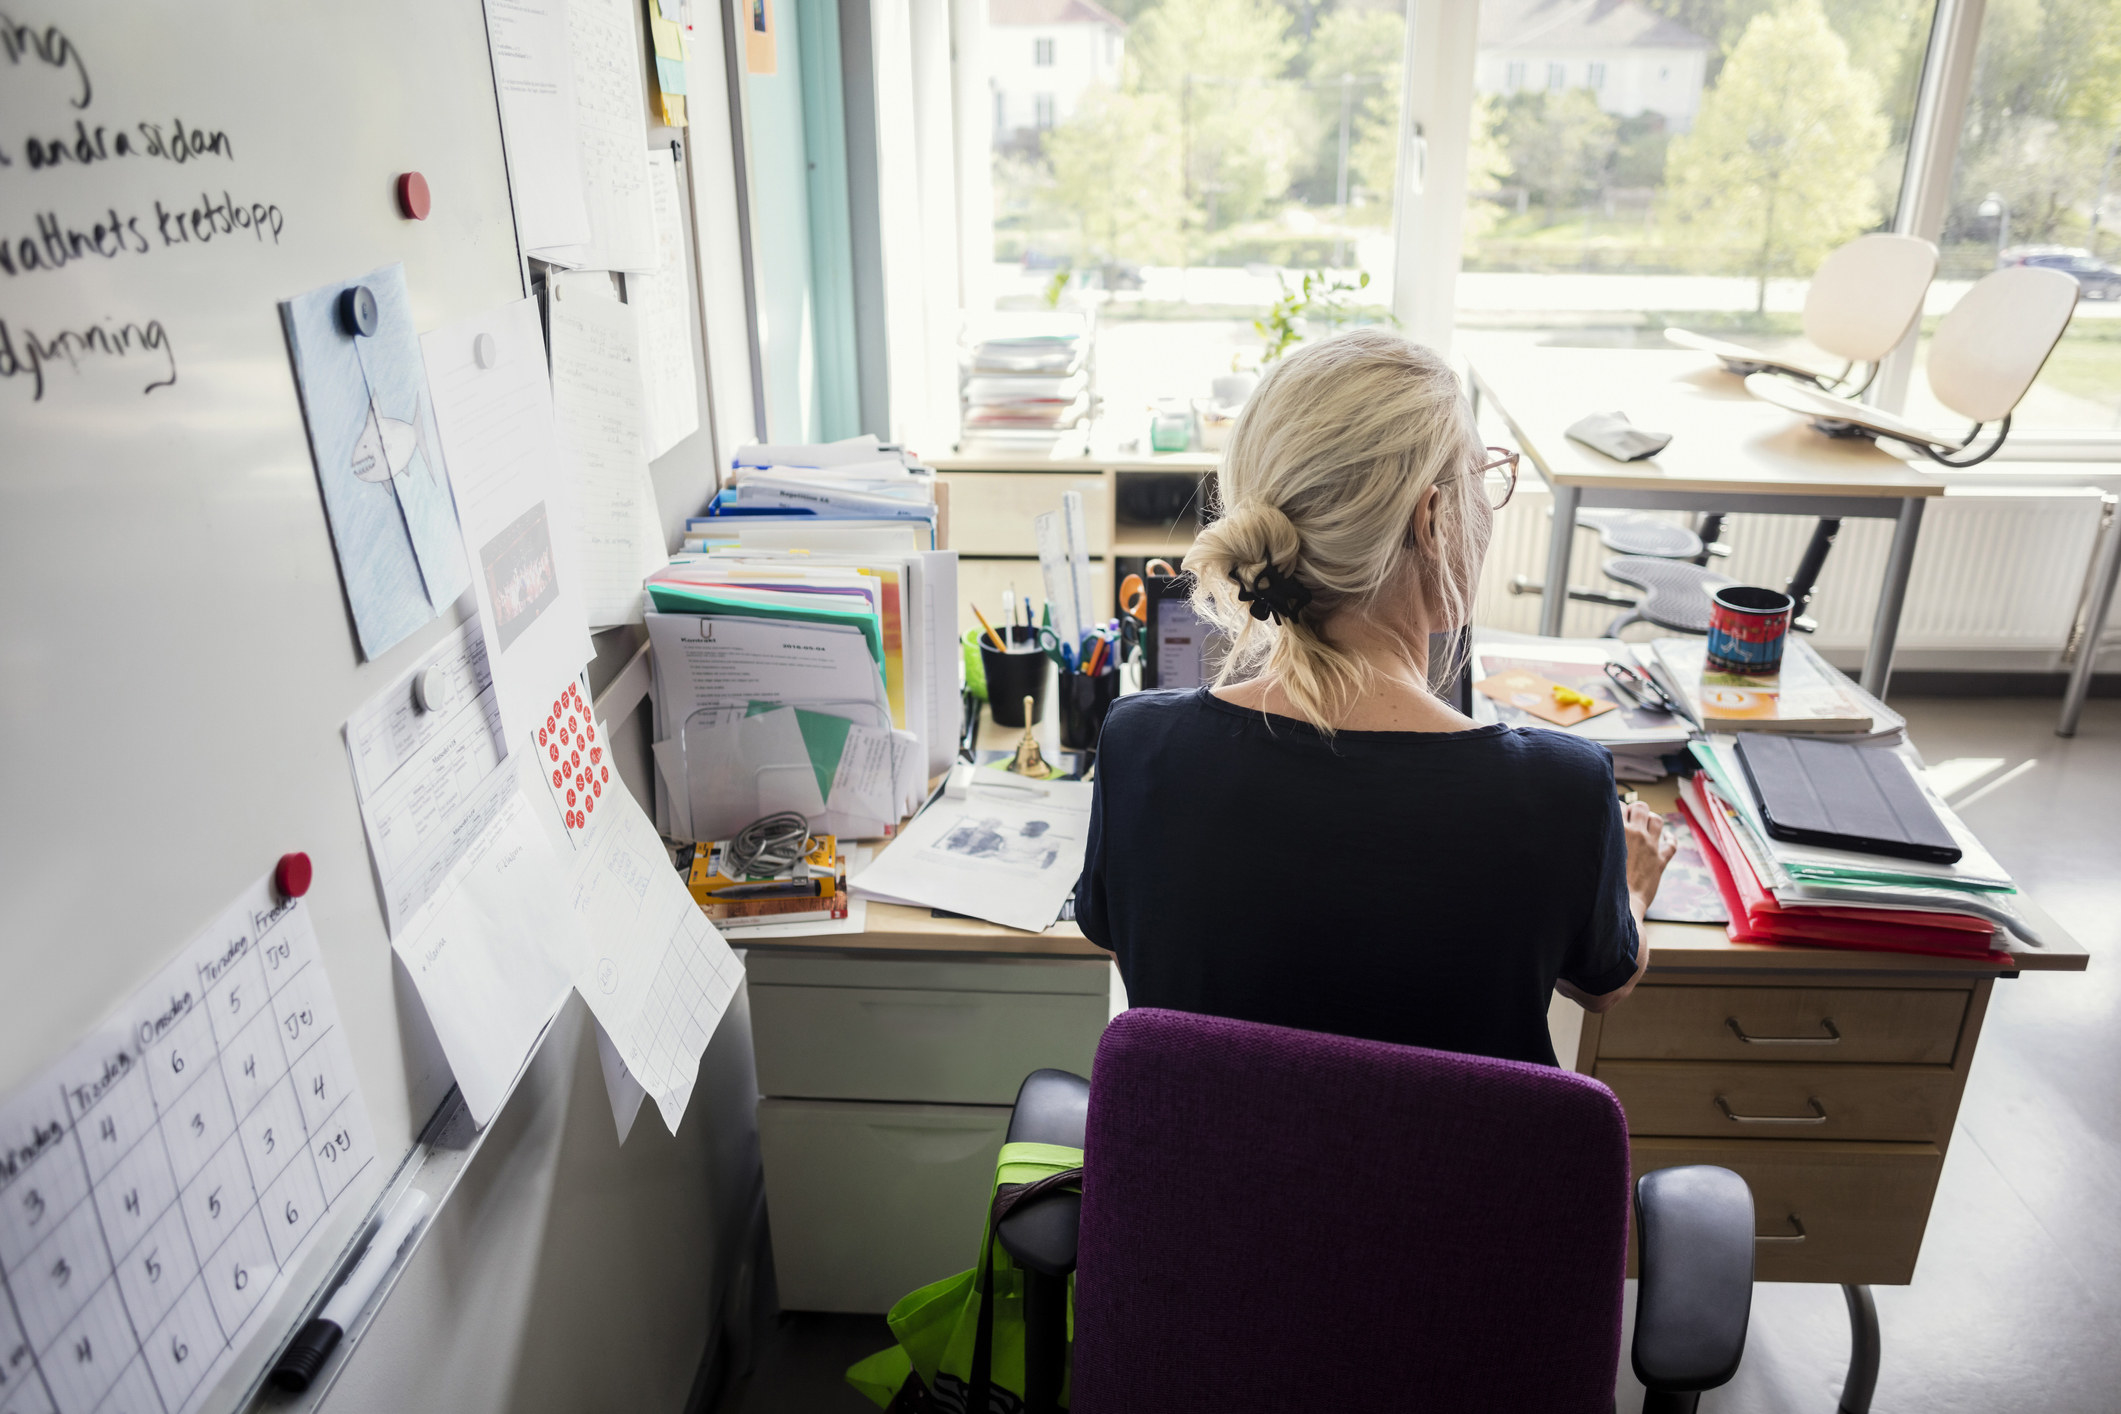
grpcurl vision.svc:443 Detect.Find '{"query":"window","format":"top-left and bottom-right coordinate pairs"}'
top-left (978, 0), bottom-right (1409, 449)
top-left (1461, 1), bottom-right (1941, 371)
top-left (1900, 1), bottom-right (2121, 436)
top-left (1505, 60), bottom-right (1525, 91)
top-left (1546, 61), bottom-right (1565, 91)
top-left (995, 88), bottom-right (1007, 138)
top-left (1034, 36), bottom-right (1054, 67)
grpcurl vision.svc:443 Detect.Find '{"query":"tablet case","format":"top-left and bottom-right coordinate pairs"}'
top-left (1732, 735), bottom-right (1962, 864)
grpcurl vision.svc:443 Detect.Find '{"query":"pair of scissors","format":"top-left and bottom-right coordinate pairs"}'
top-left (1035, 625), bottom-right (1075, 670)
top-left (1117, 558), bottom-right (1179, 624)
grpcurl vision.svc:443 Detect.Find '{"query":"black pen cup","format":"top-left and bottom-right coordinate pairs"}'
top-left (981, 626), bottom-right (1049, 728)
top-left (1059, 667), bottom-right (1123, 750)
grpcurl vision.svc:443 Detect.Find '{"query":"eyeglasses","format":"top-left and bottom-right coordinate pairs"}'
top-left (1472, 446), bottom-right (1520, 510)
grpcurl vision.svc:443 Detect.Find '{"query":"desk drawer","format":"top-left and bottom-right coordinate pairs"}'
top-left (1600, 1061), bottom-right (1958, 1143)
top-left (942, 473), bottom-right (1108, 555)
top-left (750, 984), bottom-right (1106, 1103)
top-left (1629, 1138), bottom-right (1943, 1285)
top-left (1600, 985), bottom-right (1967, 1065)
top-left (760, 1099), bottom-right (1007, 1312)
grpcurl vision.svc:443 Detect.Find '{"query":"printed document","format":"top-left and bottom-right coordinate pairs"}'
top-left (545, 0), bottom-right (660, 271)
top-left (424, 299), bottom-right (596, 748)
top-left (486, 0), bottom-right (593, 253)
top-left (630, 153), bottom-right (701, 459)
top-left (343, 621), bottom-right (517, 934)
top-left (853, 779), bottom-right (1093, 932)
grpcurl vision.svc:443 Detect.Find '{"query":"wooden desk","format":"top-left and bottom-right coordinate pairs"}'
top-left (1462, 341), bottom-right (1947, 697)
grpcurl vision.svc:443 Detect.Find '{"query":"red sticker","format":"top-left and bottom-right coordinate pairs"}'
top-left (600, 766), bottom-right (609, 783)
top-left (538, 727), bottom-right (547, 746)
top-left (587, 724), bottom-right (596, 742)
top-left (570, 750), bottom-right (580, 768)
top-left (552, 768), bottom-right (562, 787)
top-left (548, 743), bottom-right (558, 762)
top-left (590, 746), bottom-right (601, 765)
top-left (586, 795), bottom-right (595, 813)
top-left (592, 779), bottom-right (602, 797)
top-left (566, 788), bottom-right (576, 806)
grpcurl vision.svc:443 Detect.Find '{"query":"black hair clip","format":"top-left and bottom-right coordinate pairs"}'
top-left (1233, 563), bottom-right (1313, 624)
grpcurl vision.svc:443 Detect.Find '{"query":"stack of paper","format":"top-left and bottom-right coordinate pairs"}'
top-left (853, 776), bottom-right (1096, 933)
top-left (1468, 632), bottom-right (1694, 782)
top-left (702, 436), bottom-right (941, 526)
top-left (962, 315), bottom-right (1092, 439)
top-left (1650, 637), bottom-right (1905, 745)
top-left (1680, 735), bottom-right (2041, 956)
top-left (643, 541), bottom-right (960, 848)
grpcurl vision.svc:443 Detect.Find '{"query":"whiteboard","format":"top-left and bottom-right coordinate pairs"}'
top-left (0, 0), bottom-right (527, 1396)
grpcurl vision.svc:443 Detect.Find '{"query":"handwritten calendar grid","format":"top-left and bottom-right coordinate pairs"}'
top-left (0, 898), bottom-right (374, 1414)
top-left (633, 915), bottom-right (739, 1111)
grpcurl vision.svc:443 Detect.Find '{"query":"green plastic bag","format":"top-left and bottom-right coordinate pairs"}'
top-left (848, 1141), bottom-right (1084, 1412)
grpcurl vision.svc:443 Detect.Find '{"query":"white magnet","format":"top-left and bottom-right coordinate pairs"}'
top-left (412, 665), bottom-right (452, 713)
top-left (473, 332), bottom-right (498, 369)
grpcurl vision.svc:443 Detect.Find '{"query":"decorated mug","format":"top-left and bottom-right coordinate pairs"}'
top-left (1706, 585), bottom-right (1795, 676)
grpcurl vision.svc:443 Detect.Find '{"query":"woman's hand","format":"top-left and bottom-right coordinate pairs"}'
top-left (1624, 800), bottom-right (1679, 914)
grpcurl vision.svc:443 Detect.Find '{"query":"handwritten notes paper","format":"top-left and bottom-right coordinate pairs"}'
top-left (0, 878), bottom-right (376, 1414)
top-left (548, 274), bottom-right (664, 628)
top-left (628, 154), bottom-right (700, 461)
top-left (547, 0), bottom-right (660, 272)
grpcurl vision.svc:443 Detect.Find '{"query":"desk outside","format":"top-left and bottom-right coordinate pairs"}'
top-left (1462, 341), bottom-right (1946, 698)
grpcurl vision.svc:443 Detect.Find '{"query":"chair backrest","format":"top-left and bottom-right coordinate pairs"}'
top-left (1927, 265), bottom-right (2080, 424)
top-left (1802, 233), bottom-right (1938, 365)
top-left (1071, 1008), bottom-right (1632, 1414)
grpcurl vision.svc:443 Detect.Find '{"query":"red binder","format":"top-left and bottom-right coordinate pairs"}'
top-left (1676, 775), bottom-right (2003, 960)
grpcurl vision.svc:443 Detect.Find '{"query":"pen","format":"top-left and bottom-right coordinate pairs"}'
top-left (271, 1190), bottom-right (432, 1391)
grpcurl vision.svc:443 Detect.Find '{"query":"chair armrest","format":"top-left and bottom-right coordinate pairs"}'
top-left (1632, 1165), bottom-right (1754, 1393)
top-left (997, 1069), bottom-right (1089, 1277)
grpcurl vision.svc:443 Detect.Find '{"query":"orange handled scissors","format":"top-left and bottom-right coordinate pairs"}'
top-left (1117, 558), bottom-right (1177, 624)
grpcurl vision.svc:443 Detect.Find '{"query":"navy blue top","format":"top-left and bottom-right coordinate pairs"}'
top-left (1074, 689), bottom-right (1639, 1066)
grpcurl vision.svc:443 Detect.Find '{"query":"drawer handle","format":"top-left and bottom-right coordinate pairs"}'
top-left (1726, 1016), bottom-right (1841, 1046)
top-left (1715, 1095), bottom-right (1828, 1125)
top-left (1756, 1213), bottom-right (1807, 1244)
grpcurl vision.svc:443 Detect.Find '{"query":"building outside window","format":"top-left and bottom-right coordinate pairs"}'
top-left (1546, 60), bottom-right (1565, 90)
top-left (1034, 36), bottom-right (1054, 66)
top-left (1505, 59), bottom-right (1525, 91)
top-left (1034, 91), bottom-right (1055, 129)
top-left (1586, 60), bottom-right (1605, 90)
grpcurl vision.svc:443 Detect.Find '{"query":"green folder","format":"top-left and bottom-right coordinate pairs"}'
top-left (646, 582), bottom-right (883, 664)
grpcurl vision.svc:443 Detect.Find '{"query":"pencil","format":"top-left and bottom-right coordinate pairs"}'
top-left (972, 605), bottom-right (1007, 652)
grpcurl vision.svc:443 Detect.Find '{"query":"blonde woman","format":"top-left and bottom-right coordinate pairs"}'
top-left (1075, 329), bottom-right (1674, 1065)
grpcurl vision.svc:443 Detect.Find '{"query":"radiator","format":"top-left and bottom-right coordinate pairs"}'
top-left (1474, 486), bottom-right (2111, 669)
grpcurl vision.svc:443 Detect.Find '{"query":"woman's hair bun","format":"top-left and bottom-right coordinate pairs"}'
top-left (1189, 499), bottom-right (1302, 584)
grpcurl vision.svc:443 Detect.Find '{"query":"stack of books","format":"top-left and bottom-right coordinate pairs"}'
top-left (678, 834), bottom-right (850, 930)
top-left (1649, 637), bottom-right (1905, 746)
top-left (1677, 736), bottom-right (2040, 959)
top-left (961, 315), bottom-right (1092, 443)
top-left (700, 436), bottom-right (939, 530)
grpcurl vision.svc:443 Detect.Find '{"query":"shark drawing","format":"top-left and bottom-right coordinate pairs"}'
top-left (349, 393), bottom-right (438, 485)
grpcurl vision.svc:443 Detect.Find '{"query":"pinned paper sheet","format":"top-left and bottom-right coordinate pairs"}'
top-left (343, 621), bottom-right (517, 935)
top-left (487, 0), bottom-right (593, 253)
top-left (281, 264), bottom-right (470, 659)
top-left (0, 877), bottom-right (378, 1414)
top-left (544, 0), bottom-right (661, 272)
top-left (549, 273), bottom-right (666, 627)
top-left (424, 299), bottom-right (596, 749)
top-left (630, 153), bottom-right (701, 460)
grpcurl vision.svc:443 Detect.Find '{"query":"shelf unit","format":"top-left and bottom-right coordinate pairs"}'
top-left (930, 451), bottom-right (1218, 631)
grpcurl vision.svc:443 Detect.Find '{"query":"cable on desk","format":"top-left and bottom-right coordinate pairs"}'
top-left (724, 811), bottom-right (812, 877)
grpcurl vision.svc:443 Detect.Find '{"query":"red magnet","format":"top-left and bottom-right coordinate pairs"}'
top-left (275, 852), bottom-right (314, 900)
top-left (395, 171), bottom-right (432, 221)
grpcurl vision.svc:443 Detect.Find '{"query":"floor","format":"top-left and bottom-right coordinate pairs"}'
top-left (715, 697), bottom-right (2121, 1414)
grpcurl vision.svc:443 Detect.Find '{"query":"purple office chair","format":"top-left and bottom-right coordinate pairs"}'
top-left (997, 1008), bottom-right (1753, 1414)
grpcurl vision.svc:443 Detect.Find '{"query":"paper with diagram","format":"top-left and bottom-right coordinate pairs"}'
top-left (281, 264), bottom-right (470, 659)
top-left (566, 773), bottom-right (743, 1133)
top-left (0, 876), bottom-right (377, 1414)
top-left (423, 299), bottom-right (596, 750)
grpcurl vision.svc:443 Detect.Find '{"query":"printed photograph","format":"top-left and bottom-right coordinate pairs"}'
top-left (480, 500), bottom-right (561, 651)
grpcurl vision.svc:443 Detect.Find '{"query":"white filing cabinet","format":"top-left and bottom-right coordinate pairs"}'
top-left (748, 950), bottom-right (1112, 1313)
